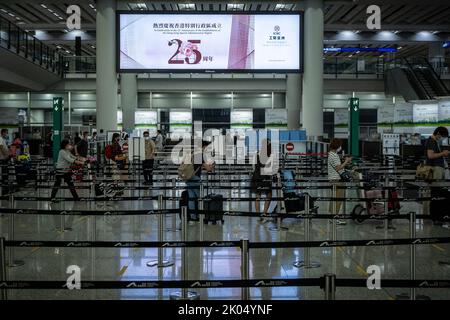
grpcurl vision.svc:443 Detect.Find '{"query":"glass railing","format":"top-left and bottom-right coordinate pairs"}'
top-left (62, 56), bottom-right (96, 74)
top-left (0, 15), bottom-right (63, 76)
top-left (60, 55), bottom-right (449, 79)
top-left (323, 56), bottom-right (385, 78)
top-left (384, 56), bottom-right (450, 78)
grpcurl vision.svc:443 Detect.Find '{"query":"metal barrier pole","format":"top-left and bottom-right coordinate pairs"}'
top-left (7, 195), bottom-right (24, 268)
top-left (410, 211), bottom-right (416, 301)
top-left (147, 195), bottom-right (174, 268)
top-left (332, 184), bottom-right (337, 275)
top-left (199, 185), bottom-right (205, 240)
top-left (323, 273), bottom-right (336, 300)
top-left (241, 238), bottom-right (250, 300)
top-left (293, 194), bottom-right (320, 268)
top-left (168, 178), bottom-right (179, 232)
top-left (269, 174), bottom-right (287, 232)
top-left (0, 237), bottom-right (8, 300)
top-left (170, 206), bottom-right (199, 300)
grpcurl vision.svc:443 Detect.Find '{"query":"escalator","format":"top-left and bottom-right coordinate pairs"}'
top-left (385, 57), bottom-right (450, 101)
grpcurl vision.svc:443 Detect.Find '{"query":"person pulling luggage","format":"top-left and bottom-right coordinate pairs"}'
top-left (50, 139), bottom-right (86, 202)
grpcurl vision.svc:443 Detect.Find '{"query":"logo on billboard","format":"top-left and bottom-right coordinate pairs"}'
top-left (270, 25), bottom-right (285, 41)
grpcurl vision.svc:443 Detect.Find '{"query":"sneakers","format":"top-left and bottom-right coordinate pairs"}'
top-left (329, 219), bottom-right (347, 225)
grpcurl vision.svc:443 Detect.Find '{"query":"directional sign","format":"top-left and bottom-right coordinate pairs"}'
top-left (348, 97), bottom-right (359, 157)
top-left (53, 97), bottom-right (64, 163)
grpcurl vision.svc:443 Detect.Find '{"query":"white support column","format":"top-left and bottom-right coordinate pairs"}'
top-left (302, 0), bottom-right (324, 139)
top-left (27, 92), bottom-right (31, 127)
top-left (120, 74), bottom-right (137, 132)
top-left (286, 73), bottom-right (301, 130)
top-left (96, 0), bottom-right (118, 132)
top-left (68, 91), bottom-right (71, 126)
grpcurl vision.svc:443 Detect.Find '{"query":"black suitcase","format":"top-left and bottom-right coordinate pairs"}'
top-left (284, 192), bottom-right (314, 213)
top-left (203, 194), bottom-right (224, 224)
top-left (430, 188), bottom-right (450, 222)
top-left (179, 190), bottom-right (199, 221)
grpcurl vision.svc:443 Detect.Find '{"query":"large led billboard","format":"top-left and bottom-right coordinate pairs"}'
top-left (117, 12), bottom-right (302, 73)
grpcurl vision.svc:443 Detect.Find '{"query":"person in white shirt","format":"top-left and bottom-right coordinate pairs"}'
top-left (155, 130), bottom-right (164, 151)
top-left (50, 139), bottom-right (85, 202)
top-left (327, 138), bottom-right (352, 225)
top-left (0, 129), bottom-right (11, 195)
top-left (142, 131), bottom-right (156, 185)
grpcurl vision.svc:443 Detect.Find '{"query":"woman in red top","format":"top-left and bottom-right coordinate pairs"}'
top-left (10, 132), bottom-right (22, 158)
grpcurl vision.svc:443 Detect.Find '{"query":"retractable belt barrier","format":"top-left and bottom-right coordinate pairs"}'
top-left (4, 236), bottom-right (450, 249)
top-left (0, 194), bottom-right (441, 202)
top-left (1, 278), bottom-right (450, 290)
top-left (1, 207), bottom-right (449, 222)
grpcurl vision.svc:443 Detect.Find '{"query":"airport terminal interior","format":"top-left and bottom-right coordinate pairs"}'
top-left (0, 0), bottom-right (450, 303)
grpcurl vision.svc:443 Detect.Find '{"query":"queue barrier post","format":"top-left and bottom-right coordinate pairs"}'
top-left (167, 178), bottom-right (179, 232)
top-left (323, 273), bottom-right (336, 300)
top-left (199, 184), bottom-right (205, 240)
top-left (0, 237), bottom-right (7, 300)
top-left (147, 195), bottom-right (174, 268)
top-left (170, 206), bottom-right (199, 300)
top-left (269, 173), bottom-right (288, 232)
top-left (293, 193), bottom-right (321, 269)
top-left (241, 238), bottom-right (250, 300)
top-left (410, 210), bottom-right (416, 301)
top-left (7, 194), bottom-right (24, 268)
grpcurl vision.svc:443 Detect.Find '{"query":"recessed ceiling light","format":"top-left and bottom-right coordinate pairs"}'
top-left (398, 46), bottom-right (403, 50)
top-left (40, 4), bottom-right (47, 8)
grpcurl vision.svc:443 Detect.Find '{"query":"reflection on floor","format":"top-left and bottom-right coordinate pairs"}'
top-left (1, 173), bottom-right (449, 300)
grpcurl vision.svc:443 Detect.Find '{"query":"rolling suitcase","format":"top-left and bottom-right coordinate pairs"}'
top-left (179, 189), bottom-right (199, 221)
top-left (203, 194), bottom-right (224, 224)
top-left (430, 188), bottom-right (450, 222)
top-left (282, 169), bottom-right (314, 213)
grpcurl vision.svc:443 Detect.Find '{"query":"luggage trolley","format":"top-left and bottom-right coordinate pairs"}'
top-left (351, 170), bottom-right (400, 224)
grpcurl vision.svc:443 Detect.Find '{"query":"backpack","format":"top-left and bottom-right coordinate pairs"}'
top-left (105, 145), bottom-right (113, 160)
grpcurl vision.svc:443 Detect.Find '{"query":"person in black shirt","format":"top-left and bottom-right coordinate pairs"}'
top-left (426, 126), bottom-right (449, 180)
top-left (73, 132), bottom-right (81, 146)
top-left (186, 140), bottom-right (214, 222)
top-left (75, 131), bottom-right (89, 158)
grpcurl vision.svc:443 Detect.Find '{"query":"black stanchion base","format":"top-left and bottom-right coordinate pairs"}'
top-left (438, 260), bottom-right (450, 266)
top-left (395, 293), bottom-right (431, 300)
top-left (293, 260), bottom-right (321, 269)
top-left (146, 260), bottom-right (175, 268)
top-left (170, 291), bottom-right (200, 300)
top-left (8, 260), bottom-right (25, 268)
top-left (268, 226), bottom-right (289, 232)
top-left (375, 224), bottom-right (396, 230)
top-left (165, 228), bottom-right (181, 232)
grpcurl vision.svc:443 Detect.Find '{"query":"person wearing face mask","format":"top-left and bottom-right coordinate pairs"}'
top-left (0, 129), bottom-right (11, 195)
top-left (426, 126), bottom-right (449, 180)
top-left (50, 139), bottom-right (86, 202)
top-left (328, 138), bottom-right (352, 225)
top-left (142, 131), bottom-right (156, 185)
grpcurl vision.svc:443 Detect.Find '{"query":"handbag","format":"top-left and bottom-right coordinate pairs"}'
top-left (331, 163), bottom-right (352, 182)
top-left (178, 153), bottom-right (201, 181)
top-left (416, 163), bottom-right (434, 182)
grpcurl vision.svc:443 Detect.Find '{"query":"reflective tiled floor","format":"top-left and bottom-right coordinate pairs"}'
top-left (1, 172), bottom-right (450, 300)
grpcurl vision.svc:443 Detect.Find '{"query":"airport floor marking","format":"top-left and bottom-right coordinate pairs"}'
top-left (315, 225), bottom-right (395, 300)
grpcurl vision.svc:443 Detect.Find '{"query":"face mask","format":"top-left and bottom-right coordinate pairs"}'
top-left (337, 147), bottom-right (342, 153)
top-left (144, 136), bottom-right (149, 140)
